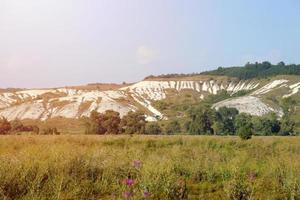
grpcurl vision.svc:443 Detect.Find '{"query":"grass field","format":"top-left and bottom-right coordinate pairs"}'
top-left (0, 135), bottom-right (300, 200)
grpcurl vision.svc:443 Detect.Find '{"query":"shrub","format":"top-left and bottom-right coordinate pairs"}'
top-left (0, 117), bottom-right (11, 135)
top-left (42, 127), bottom-right (60, 135)
top-left (214, 107), bottom-right (239, 135)
top-left (252, 113), bottom-right (281, 136)
top-left (152, 100), bottom-right (169, 110)
top-left (235, 113), bottom-right (253, 140)
top-left (237, 126), bottom-right (252, 140)
top-left (280, 117), bottom-right (295, 136)
top-left (120, 111), bottom-right (146, 134)
top-left (165, 120), bottom-right (181, 135)
top-left (85, 110), bottom-right (121, 134)
top-left (9, 120), bottom-right (39, 134)
top-left (187, 105), bottom-right (214, 135)
top-left (10, 119), bottom-right (24, 132)
top-left (145, 123), bottom-right (162, 135)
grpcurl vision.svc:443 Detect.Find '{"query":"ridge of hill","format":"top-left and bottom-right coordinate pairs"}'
top-left (0, 74), bottom-right (299, 123)
top-left (144, 61), bottom-right (300, 80)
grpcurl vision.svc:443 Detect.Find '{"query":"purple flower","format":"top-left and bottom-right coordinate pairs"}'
top-left (133, 160), bottom-right (142, 168)
top-left (111, 192), bottom-right (116, 199)
top-left (124, 178), bottom-right (135, 186)
top-left (123, 191), bottom-right (131, 198)
top-left (143, 191), bottom-right (149, 198)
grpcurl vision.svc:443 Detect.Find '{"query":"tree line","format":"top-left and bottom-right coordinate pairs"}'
top-left (0, 95), bottom-right (295, 139)
top-left (184, 104), bottom-right (295, 139)
top-left (84, 110), bottom-right (146, 135)
top-left (144, 61), bottom-right (300, 80)
top-left (202, 61), bottom-right (300, 79)
top-left (0, 118), bottom-right (61, 135)
top-left (83, 97), bottom-right (296, 140)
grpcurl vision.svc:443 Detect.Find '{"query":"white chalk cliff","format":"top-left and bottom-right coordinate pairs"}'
top-left (0, 77), bottom-right (299, 121)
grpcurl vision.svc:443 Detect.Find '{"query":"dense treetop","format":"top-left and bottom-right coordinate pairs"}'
top-left (144, 61), bottom-right (300, 80)
top-left (202, 61), bottom-right (300, 79)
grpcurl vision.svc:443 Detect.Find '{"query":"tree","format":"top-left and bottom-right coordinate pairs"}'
top-left (42, 127), bottom-right (60, 135)
top-left (278, 61), bottom-right (285, 66)
top-left (9, 119), bottom-right (40, 135)
top-left (237, 126), bottom-right (253, 140)
top-left (280, 97), bottom-right (296, 117)
top-left (212, 121), bottom-right (225, 136)
top-left (85, 110), bottom-right (121, 134)
top-left (235, 113), bottom-right (253, 140)
top-left (235, 113), bottom-right (252, 129)
top-left (252, 113), bottom-right (280, 136)
top-left (85, 111), bottom-right (107, 134)
top-left (121, 111), bottom-right (146, 134)
top-left (84, 117), bottom-right (102, 135)
top-left (280, 117), bottom-right (295, 136)
top-left (29, 126), bottom-right (40, 135)
top-left (204, 90), bottom-right (230, 104)
top-left (279, 97), bottom-right (296, 135)
top-left (202, 61), bottom-right (300, 79)
top-left (187, 105), bottom-right (215, 135)
top-left (183, 120), bottom-right (191, 133)
top-left (262, 61), bottom-right (272, 69)
top-left (214, 107), bottom-right (239, 135)
top-left (145, 123), bottom-right (162, 135)
top-left (165, 120), bottom-right (181, 135)
top-left (10, 119), bottom-right (24, 132)
top-left (0, 117), bottom-right (11, 135)
top-left (102, 110), bottom-right (121, 134)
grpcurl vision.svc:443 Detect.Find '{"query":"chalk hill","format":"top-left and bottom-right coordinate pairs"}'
top-left (0, 74), bottom-right (299, 121)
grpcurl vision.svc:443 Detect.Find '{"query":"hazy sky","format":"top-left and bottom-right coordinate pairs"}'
top-left (1, 0), bottom-right (300, 88)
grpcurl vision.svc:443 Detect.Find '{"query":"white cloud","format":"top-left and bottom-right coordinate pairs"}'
top-left (136, 45), bottom-right (157, 65)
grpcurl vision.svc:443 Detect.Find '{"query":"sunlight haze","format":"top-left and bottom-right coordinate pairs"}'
top-left (1, 0), bottom-right (300, 87)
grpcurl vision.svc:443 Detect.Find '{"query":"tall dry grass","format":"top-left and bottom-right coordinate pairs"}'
top-left (0, 135), bottom-right (300, 199)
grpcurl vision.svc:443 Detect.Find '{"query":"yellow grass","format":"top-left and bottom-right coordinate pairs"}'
top-left (0, 135), bottom-right (300, 199)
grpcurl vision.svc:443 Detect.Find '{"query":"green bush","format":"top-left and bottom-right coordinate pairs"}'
top-left (165, 120), bottom-right (181, 135)
top-left (42, 127), bottom-right (60, 135)
top-left (237, 126), bottom-right (252, 140)
top-left (120, 111), bottom-right (146, 134)
top-left (0, 117), bottom-right (11, 135)
top-left (145, 123), bottom-right (162, 135)
top-left (252, 113), bottom-right (281, 136)
top-left (280, 117), bottom-right (295, 136)
top-left (202, 61), bottom-right (300, 79)
top-left (187, 105), bottom-right (214, 135)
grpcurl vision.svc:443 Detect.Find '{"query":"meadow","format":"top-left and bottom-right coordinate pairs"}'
top-left (0, 135), bottom-right (300, 200)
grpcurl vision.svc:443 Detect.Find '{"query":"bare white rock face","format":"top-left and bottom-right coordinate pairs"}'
top-left (120, 79), bottom-right (260, 118)
top-left (252, 80), bottom-right (289, 95)
top-left (0, 88), bottom-right (135, 121)
top-left (283, 82), bottom-right (300, 98)
top-left (122, 80), bottom-right (259, 101)
top-left (213, 79), bottom-right (300, 116)
top-left (213, 96), bottom-right (283, 116)
top-left (0, 78), bottom-right (299, 121)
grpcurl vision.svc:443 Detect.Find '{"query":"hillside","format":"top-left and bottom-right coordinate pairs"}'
top-left (0, 73), bottom-right (299, 124)
top-left (0, 76), bottom-right (258, 121)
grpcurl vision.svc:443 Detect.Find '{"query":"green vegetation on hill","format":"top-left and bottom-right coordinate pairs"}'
top-left (202, 61), bottom-right (300, 79)
top-left (150, 91), bottom-right (298, 137)
top-left (1, 95), bottom-right (296, 138)
top-left (145, 61), bottom-right (300, 80)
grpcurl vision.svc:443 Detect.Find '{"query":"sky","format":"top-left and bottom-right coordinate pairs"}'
top-left (0, 0), bottom-right (300, 88)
